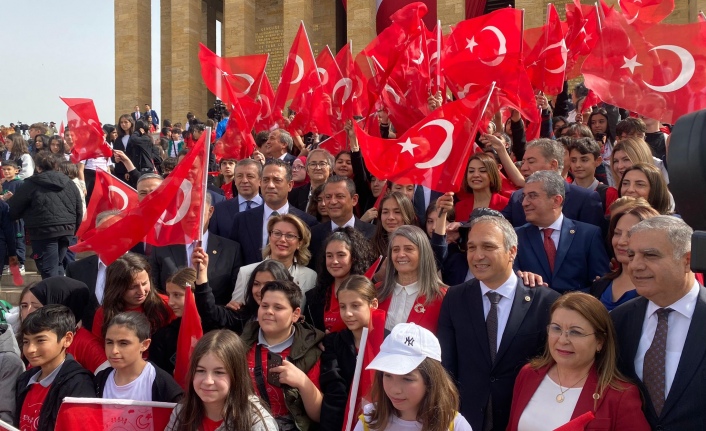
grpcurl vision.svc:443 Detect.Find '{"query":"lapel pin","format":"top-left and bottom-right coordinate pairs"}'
top-left (524, 295), bottom-right (531, 302)
top-left (212, 250), bottom-right (217, 254)
top-left (570, 229), bottom-right (575, 234)
top-left (414, 303), bottom-right (426, 314)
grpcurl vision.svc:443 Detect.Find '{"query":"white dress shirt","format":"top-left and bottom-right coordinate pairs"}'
top-left (480, 272), bottom-right (518, 352)
top-left (540, 213), bottom-right (564, 250)
top-left (331, 215), bottom-right (355, 231)
top-left (186, 231), bottom-right (209, 268)
top-left (96, 258), bottom-right (108, 304)
top-left (238, 194), bottom-right (263, 212)
top-left (634, 280), bottom-right (700, 397)
top-left (385, 281), bottom-right (420, 331)
top-left (262, 203), bottom-right (290, 248)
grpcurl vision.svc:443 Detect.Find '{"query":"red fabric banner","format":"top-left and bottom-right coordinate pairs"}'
top-left (61, 98), bottom-right (112, 163)
top-left (173, 286), bottom-right (203, 389)
top-left (55, 398), bottom-right (175, 431)
top-left (198, 43), bottom-right (268, 106)
top-left (76, 170), bottom-right (138, 240)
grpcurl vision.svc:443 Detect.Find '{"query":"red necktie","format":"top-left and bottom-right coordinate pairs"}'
top-left (543, 228), bottom-right (556, 273)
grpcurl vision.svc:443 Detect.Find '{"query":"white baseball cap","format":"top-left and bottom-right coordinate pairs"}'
top-left (366, 323), bottom-right (442, 375)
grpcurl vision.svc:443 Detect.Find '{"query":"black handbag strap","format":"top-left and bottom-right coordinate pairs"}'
top-left (254, 344), bottom-right (271, 407)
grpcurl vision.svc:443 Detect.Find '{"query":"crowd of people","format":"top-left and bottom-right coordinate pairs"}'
top-left (0, 78), bottom-right (703, 431)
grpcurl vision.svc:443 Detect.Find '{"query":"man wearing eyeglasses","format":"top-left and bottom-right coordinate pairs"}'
top-left (288, 149), bottom-right (334, 211)
top-left (438, 215), bottom-right (559, 431)
top-left (228, 159), bottom-right (318, 265)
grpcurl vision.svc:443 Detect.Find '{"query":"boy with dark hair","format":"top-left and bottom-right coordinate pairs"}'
top-left (15, 305), bottom-right (94, 431)
top-left (1, 160), bottom-right (24, 273)
top-left (569, 137), bottom-right (618, 215)
top-left (219, 158), bottom-right (237, 199)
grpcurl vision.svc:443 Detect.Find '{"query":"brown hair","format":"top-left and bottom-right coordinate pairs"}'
top-left (372, 192), bottom-right (417, 257)
top-left (101, 253), bottom-right (171, 337)
top-left (166, 267), bottom-right (197, 291)
top-left (530, 292), bottom-right (629, 399)
top-left (618, 163), bottom-right (671, 215)
top-left (367, 358), bottom-right (459, 431)
top-left (605, 203), bottom-right (659, 280)
top-left (463, 152), bottom-right (502, 194)
top-left (173, 330), bottom-right (269, 431)
top-left (262, 213), bottom-right (312, 265)
top-left (336, 274), bottom-right (377, 303)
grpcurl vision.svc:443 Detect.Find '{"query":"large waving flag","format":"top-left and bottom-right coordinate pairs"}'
top-left (198, 43), bottom-right (269, 105)
top-left (619, 0), bottom-right (674, 32)
top-left (173, 286), bottom-right (203, 389)
top-left (61, 98), bottom-right (112, 163)
top-left (214, 83), bottom-right (257, 162)
top-left (524, 4), bottom-right (567, 95)
top-left (75, 170), bottom-right (138, 240)
top-left (55, 398), bottom-right (175, 431)
top-left (254, 73), bottom-right (279, 132)
top-left (273, 22), bottom-right (318, 118)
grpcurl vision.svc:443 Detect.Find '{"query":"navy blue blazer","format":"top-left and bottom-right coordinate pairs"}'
top-left (501, 182), bottom-right (604, 228)
top-left (514, 217), bottom-right (609, 293)
top-left (438, 278), bottom-right (560, 431)
top-left (209, 195), bottom-right (262, 239)
top-left (611, 286), bottom-right (706, 430)
top-left (307, 218), bottom-right (376, 270)
top-left (228, 204), bottom-right (318, 265)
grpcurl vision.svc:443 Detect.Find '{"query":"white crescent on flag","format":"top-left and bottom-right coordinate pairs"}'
top-left (290, 55), bottom-right (305, 84)
top-left (415, 119), bottom-right (455, 169)
top-left (107, 186), bottom-right (129, 211)
top-left (333, 78), bottom-right (353, 104)
top-left (160, 181), bottom-right (193, 226)
top-left (642, 45), bottom-right (695, 93)
top-left (479, 26), bottom-right (507, 67)
top-left (234, 73), bottom-right (255, 96)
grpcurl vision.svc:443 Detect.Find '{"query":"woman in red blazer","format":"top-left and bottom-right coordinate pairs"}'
top-left (376, 225), bottom-right (446, 334)
top-left (506, 292), bottom-right (650, 431)
top-left (454, 153), bottom-right (509, 222)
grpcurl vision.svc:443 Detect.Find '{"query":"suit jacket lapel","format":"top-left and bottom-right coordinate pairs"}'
top-left (661, 286), bottom-right (706, 417)
top-left (170, 244), bottom-right (188, 268)
top-left (467, 281), bottom-right (492, 367)
top-left (247, 207), bottom-right (265, 248)
top-left (495, 280), bottom-right (533, 365)
top-left (622, 298), bottom-right (649, 381)
top-left (553, 218), bottom-right (576, 273)
top-left (527, 225), bottom-right (552, 276)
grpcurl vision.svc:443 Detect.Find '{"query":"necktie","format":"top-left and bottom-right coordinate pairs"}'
top-left (270, 210), bottom-right (280, 218)
top-left (484, 291), bottom-right (501, 431)
top-left (413, 186), bottom-right (426, 218)
top-left (542, 228), bottom-right (556, 273)
top-left (643, 308), bottom-right (673, 416)
top-left (246, 200), bottom-right (253, 210)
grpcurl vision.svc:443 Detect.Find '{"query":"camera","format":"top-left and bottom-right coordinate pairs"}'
top-left (207, 100), bottom-right (227, 123)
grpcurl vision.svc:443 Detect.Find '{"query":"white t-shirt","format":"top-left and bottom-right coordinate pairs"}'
top-left (103, 362), bottom-right (156, 401)
top-left (353, 404), bottom-right (473, 431)
top-left (517, 374), bottom-right (581, 431)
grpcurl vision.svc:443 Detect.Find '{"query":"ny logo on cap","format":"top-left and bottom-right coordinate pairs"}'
top-left (405, 337), bottom-right (414, 346)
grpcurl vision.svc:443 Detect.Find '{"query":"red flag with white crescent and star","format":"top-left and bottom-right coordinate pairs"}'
top-left (582, 10), bottom-right (706, 124)
top-left (214, 83), bottom-right (257, 162)
top-left (174, 285), bottom-right (203, 389)
top-left (254, 73), bottom-right (279, 132)
top-left (273, 22), bottom-right (318, 120)
top-left (198, 43), bottom-right (269, 106)
top-left (524, 4), bottom-right (567, 96)
top-left (75, 170), bottom-right (138, 241)
top-left (355, 84), bottom-right (494, 192)
top-left (61, 98), bottom-right (112, 163)
top-left (618, 0), bottom-right (674, 32)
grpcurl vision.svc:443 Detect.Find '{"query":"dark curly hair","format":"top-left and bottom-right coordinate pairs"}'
top-left (312, 227), bottom-right (376, 308)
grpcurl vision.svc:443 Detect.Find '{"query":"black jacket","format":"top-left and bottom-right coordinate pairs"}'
top-left (319, 330), bottom-right (357, 431)
top-left (94, 362), bottom-right (183, 403)
top-left (148, 319), bottom-right (181, 375)
top-left (193, 281), bottom-right (253, 334)
top-left (15, 355), bottom-right (95, 431)
top-left (125, 132), bottom-right (162, 174)
top-left (8, 170), bottom-right (82, 239)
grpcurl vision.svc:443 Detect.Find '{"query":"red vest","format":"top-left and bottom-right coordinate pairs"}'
top-left (378, 287), bottom-right (447, 334)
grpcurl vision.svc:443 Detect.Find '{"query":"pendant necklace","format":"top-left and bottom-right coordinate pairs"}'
top-left (556, 369), bottom-right (590, 403)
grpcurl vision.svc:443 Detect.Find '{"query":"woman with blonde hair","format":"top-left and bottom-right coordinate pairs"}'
top-left (611, 137), bottom-right (668, 185)
top-left (227, 213), bottom-right (317, 310)
top-left (506, 292), bottom-right (650, 430)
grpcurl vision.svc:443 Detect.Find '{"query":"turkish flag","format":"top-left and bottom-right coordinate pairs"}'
top-left (553, 412), bottom-right (596, 430)
top-left (564, 0), bottom-right (600, 79)
top-left (524, 4), bottom-right (567, 96)
top-left (316, 46), bottom-right (337, 81)
top-left (59, 120), bottom-right (65, 137)
top-left (356, 84), bottom-right (492, 192)
top-left (174, 286), bottom-right (203, 389)
top-left (70, 134), bottom-right (208, 264)
top-left (364, 255), bottom-right (384, 279)
top-left (583, 89), bottom-right (602, 111)
top-left (273, 22), bottom-right (318, 118)
top-left (582, 11), bottom-right (706, 124)
top-left (75, 170), bottom-right (138, 241)
top-left (427, 21), bottom-right (446, 95)
top-left (61, 98), bottom-right (112, 163)
top-left (376, 0), bottom-right (437, 36)
top-left (254, 73), bottom-right (279, 132)
top-left (55, 397), bottom-right (175, 431)
top-left (619, 0), bottom-right (674, 31)
top-left (147, 135), bottom-right (208, 246)
top-left (198, 43), bottom-right (268, 106)
top-left (214, 84), bottom-right (257, 162)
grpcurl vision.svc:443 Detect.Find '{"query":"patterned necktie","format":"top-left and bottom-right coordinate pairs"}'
top-left (542, 228), bottom-right (556, 273)
top-left (643, 308), bottom-right (673, 417)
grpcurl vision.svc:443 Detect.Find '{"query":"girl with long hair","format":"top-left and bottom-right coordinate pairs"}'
top-left (166, 330), bottom-right (277, 431)
top-left (4, 134), bottom-right (34, 179)
top-left (92, 253), bottom-right (174, 339)
top-left (618, 163), bottom-right (672, 215)
top-left (371, 192), bottom-right (416, 258)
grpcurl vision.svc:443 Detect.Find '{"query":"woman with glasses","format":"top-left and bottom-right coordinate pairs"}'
top-left (506, 292), bottom-right (650, 430)
top-left (227, 213), bottom-right (317, 311)
top-left (288, 149), bottom-right (333, 211)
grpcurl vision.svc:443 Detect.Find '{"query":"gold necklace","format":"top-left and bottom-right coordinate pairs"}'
top-left (555, 368), bottom-right (590, 403)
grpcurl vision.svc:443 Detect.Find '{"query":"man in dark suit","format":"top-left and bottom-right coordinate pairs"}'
top-left (144, 103), bottom-right (159, 128)
top-left (514, 171), bottom-right (608, 293)
top-left (210, 159), bottom-right (263, 238)
top-left (263, 129), bottom-right (296, 164)
top-left (611, 216), bottom-right (706, 430)
top-left (131, 105), bottom-right (142, 122)
top-left (150, 193), bottom-right (243, 305)
top-left (229, 159), bottom-right (317, 265)
top-left (288, 149), bottom-right (333, 211)
top-left (438, 215), bottom-right (559, 431)
top-left (308, 176), bottom-right (376, 269)
top-left (501, 139), bottom-right (604, 228)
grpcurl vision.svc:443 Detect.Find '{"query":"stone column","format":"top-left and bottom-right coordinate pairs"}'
top-left (114, 0), bottom-right (151, 120)
top-left (436, 0), bottom-right (464, 31)
top-left (170, 0), bottom-right (204, 120)
top-left (160, 0), bottom-right (172, 124)
top-left (203, 0), bottom-right (218, 114)
top-left (517, 0), bottom-right (548, 29)
top-left (224, 0), bottom-right (256, 56)
top-left (283, 0), bottom-right (315, 58)
top-left (347, 0), bottom-right (376, 50)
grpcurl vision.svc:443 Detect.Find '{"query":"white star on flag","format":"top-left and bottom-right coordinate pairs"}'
top-left (466, 37), bottom-right (478, 53)
top-left (621, 55), bottom-right (642, 74)
top-left (398, 138), bottom-right (419, 156)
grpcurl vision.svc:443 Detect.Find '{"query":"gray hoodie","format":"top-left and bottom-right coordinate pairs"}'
top-left (0, 323), bottom-right (24, 425)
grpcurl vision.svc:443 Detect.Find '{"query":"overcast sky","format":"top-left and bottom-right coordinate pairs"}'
top-left (0, 0), bottom-right (163, 127)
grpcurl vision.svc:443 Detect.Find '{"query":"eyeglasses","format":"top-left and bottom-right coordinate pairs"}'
top-left (547, 324), bottom-right (596, 340)
top-left (308, 161), bottom-right (329, 169)
top-left (292, 165), bottom-right (304, 171)
top-left (270, 230), bottom-right (300, 242)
